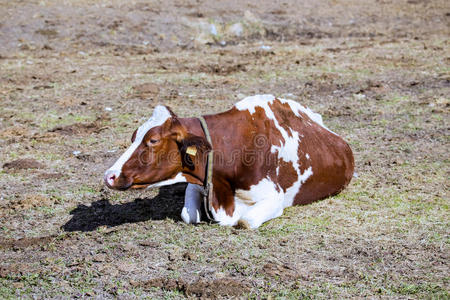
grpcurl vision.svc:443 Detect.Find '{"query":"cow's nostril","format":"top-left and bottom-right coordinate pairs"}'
top-left (104, 170), bottom-right (121, 188)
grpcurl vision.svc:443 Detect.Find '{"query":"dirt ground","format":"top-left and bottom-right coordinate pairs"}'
top-left (0, 0), bottom-right (449, 298)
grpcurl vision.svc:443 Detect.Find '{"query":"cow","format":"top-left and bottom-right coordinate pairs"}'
top-left (104, 94), bottom-right (354, 228)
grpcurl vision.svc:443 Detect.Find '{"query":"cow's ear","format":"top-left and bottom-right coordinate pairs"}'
top-left (179, 134), bottom-right (212, 170)
top-left (164, 115), bottom-right (188, 142)
top-left (163, 106), bottom-right (178, 118)
top-left (181, 134), bottom-right (212, 153)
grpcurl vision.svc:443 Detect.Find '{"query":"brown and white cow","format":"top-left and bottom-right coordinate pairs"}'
top-left (104, 95), bottom-right (354, 228)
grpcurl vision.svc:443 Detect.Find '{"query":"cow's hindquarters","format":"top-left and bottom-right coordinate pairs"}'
top-left (293, 128), bottom-right (354, 206)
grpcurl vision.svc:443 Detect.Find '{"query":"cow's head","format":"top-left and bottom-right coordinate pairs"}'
top-left (104, 105), bottom-right (211, 190)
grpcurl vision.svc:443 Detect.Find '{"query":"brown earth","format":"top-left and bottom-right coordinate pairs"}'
top-left (3, 159), bottom-right (45, 170)
top-left (0, 0), bottom-right (449, 298)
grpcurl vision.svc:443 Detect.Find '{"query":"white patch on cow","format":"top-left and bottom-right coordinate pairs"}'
top-left (105, 105), bottom-right (171, 176)
top-left (235, 94), bottom-right (278, 115)
top-left (181, 183), bottom-right (202, 224)
top-left (306, 153), bottom-right (310, 160)
top-left (235, 94), bottom-right (336, 135)
top-left (237, 177), bottom-right (285, 229)
top-left (235, 94), bottom-right (314, 209)
top-left (146, 172), bottom-right (187, 189)
top-left (211, 200), bottom-right (249, 227)
top-left (210, 176), bottom-right (291, 229)
top-left (278, 97), bottom-right (337, 135)
top-left (270, 128), bottom-right (299, 164)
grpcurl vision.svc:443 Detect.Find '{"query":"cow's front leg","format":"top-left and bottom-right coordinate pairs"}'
top-left (237, 179), bottom-right (285, 228)
top-left (181, 184), bottom-right (203, 224)
top-left (240, 199), bottom-right (284, 228)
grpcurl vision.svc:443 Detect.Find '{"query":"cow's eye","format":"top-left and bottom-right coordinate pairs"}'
top-left (149, 139), bottom-right (159, 145)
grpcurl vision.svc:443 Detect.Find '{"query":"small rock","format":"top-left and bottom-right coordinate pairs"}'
top-left (209, 24), bottom-right (218, 36)
top-left (353, 93), bottom-right (366, 100)
top-left (227, 22), bottom-right (244, 37)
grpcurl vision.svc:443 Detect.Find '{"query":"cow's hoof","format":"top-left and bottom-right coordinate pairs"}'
top-left (234, 219), bottom-right (251, 230)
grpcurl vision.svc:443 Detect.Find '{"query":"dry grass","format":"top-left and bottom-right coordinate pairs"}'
top-left (0, 0), bottom-right (449, 298)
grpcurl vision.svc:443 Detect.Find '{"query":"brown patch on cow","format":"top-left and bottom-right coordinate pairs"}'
top-left (208, 107), bottom-right (283, 216)
top-left (211, 178), bottom-right (236, 217)
top-left (234, 190), bottom-right (256, 206)
top-left (277, 160), bottom-right (298, 192)
top-left (135, 277), bottom-right (250, 298)
top-left (293, 123), bottom-right (354, 205)
top-left (269, 99), bottom-right (297, 136)
top-left (3, 158), bottom-right (45, 170)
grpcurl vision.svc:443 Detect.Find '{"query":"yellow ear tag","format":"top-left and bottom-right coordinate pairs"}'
top-left (186, 146), bottom-right (197, 156)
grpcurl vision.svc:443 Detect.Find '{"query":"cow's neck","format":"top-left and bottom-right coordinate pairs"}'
top-left (179, 117), bottom-right (210, 186)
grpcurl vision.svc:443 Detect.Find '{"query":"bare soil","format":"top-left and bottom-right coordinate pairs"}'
top-left (0, 0), bottom-right (449, 298)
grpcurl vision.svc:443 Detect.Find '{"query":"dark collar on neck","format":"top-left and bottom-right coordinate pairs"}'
top-left (198, 116), bottom-right (215, 221)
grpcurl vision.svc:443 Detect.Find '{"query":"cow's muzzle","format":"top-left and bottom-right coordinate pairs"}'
top-left (104, 169), bottom-right (132, 190)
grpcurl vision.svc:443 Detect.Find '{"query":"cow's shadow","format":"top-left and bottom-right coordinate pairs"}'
top-left (62, 183), bottom-right (187, 232)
